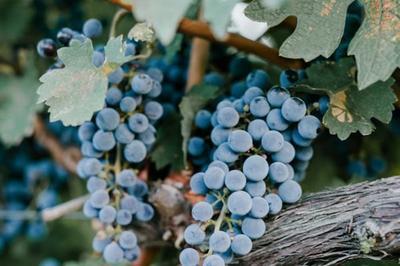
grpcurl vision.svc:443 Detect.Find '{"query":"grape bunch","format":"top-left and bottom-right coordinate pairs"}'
top-left (49, 18), bottom-right (165, 264)
top-left (181, 69), bottom-right (321, 265)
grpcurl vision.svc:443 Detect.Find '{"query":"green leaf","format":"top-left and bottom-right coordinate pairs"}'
top-left (0, 55), bottom-right (41, 145)
top-left (303, 58), bottom-right (397, 140)
top-left (104, 35), bottom-right (135, 65)
top-left (38, 36), bottom-right (132, 126)
top-left (348, 0), bottom-right (400, 89)
top-left (245, 0), bottom-right (353, 61)
top-left (179, 85), bottom-right (220, 166)
top-left (131, 0), bottom-right (193, 45)
top-left (164, 34), bottom-right (184, 63)
top-left (37, 39), bottom-right (107, 126)
top-left (151, 113), bottom-right (185, 170)
top-left (0, 0), bottom-right (33, 43)
top-left (203, 0), bottom-right (240, 39)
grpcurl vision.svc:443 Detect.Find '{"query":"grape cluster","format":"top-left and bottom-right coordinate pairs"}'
top-left (56, 19), bottom-right (164, 264)
top-left (181, 69), bottom-right (321, 265)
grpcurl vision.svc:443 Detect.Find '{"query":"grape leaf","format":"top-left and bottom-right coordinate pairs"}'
top-left (164, 34), bottom-right (184, 63)
top-left (245, 0), bottom-right (353, 61)
top-left (37, 36), bottom-right (131, 126)
top-left (302, 58), bottom-right (397, 140)
top-left (203, 0), bottom-right (240, 39)
top-left (348, 0), bottom-right (400, 89)
top-left (0, 56), bottom-right (41, 145)
top-left (151, 113), bottom-right (184, 170)
top-left (131, 0), bottom-right (193, 45)
top-left (180, 84), bottom-right (220, 166)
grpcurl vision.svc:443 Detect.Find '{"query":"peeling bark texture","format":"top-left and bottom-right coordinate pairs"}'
top-left (236, 176), bottom-right (400, 265)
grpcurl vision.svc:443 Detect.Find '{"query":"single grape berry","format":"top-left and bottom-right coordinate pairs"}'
top-left (37, 39), bottom-right (57, 58)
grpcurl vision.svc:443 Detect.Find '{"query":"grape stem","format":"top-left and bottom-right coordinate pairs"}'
top-left (109, 8), bottom-right (129, 39)
top-left (206, 201), bottom-right (228, 256)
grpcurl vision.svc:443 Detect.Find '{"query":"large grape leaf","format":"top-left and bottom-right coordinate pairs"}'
top-left (131, 0), bottom-right (193, 45)
top-left (245, 0), bottom-right (353, 61)
top-left (0, 57), bottom-right (41, 145)
top-left (37, 36), bottom-right (131, 126)
top-left (348, 0), bottom-right (400, 89)
top-left (301, 58), bottom-right (396, 140)
top-left (203, 0), bottom-right (240, 39)
top-left (151, 113), bottom-right (185, 170)
top-left (180, 84), bottom-right (220, 166)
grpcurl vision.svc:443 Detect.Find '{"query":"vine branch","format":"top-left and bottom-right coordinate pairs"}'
top-left (108, 0), bottom-right (305, 69)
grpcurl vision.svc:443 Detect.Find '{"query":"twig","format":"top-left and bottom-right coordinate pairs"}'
top-left (109, 8), bottom-right (129, 39)
top-left (33, 116), bottom-right (81, 174)
top-left (41, 195), bottom-right (89, 222)
top-left (108, 0), bottom-right (305, 69)
top-left (185, 38), bottom-right (210, 91)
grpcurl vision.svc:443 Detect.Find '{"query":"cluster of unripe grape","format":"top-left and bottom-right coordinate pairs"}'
top-left (180, 69), bottom-right (321, 266)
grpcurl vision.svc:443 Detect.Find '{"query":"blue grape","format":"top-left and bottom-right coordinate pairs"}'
top-left (225, 170), bottom-right (246, 191)
top-left (78, 121), bottom-right (96, 141)
top-left (115, 124), bottom-right (135, 144)
top-left (204, 167), bottom-right (225, 189)
top-left (228, 130), bottom-right (253, 153)
top-left (192, 201), bottom-right (214, 222)
top-left (96, 108), bottom-right (120, 131)
top-left (261, 130), bottom-right (284, 153)
top-left (93, 234), bottom-right (112, 252)
top-left (124, 246), bottom-right (140, 261)
top-left (131, 73), bottom-right (153, 94)
top-left (116, 209), bottom-right (132, 225)
top-left (146, 67), bottom-right (163, 82)
top-left (217, 107), bottom-right (240, 128)
top-left (319, 96), bottom-right (330, 114)
top-left (138, 126), bottom-right (156, 145)
top-left (81, 141), bottom-right (103, 158)
top-left (241, 217), bottom-right (266, 239)
top-left (293, 171), bottom-right (306, 182)
top-left (124, 140), bottom-right (147, 163)
top-left (120, 195), bottom-right (139, 214)
top-left (128, 113), bottom-right (149, 133)
top-left (286, 163), bottom-right (295, 179)
top-left (125, 42), bottom-right (137, 56)
top-left (279, 70), bottom-right (299, 88)
top-left (90, 190), bottom-right (110, 208)
top-left (195, 110), bottom-right (212, 129)
top-left (204, 72), bottom-right (225, 87)
top-left (190, 173), bottom-right (208, 194)
top-left (295, 146), bottom-right (314, 161)
top-left (243, 155), bottom-right (269, 181)
top-left (129, 179), bottom-right (148, 198)
top-left (211, 126), bottom-right (231, 146)
top-left (297, 115), bottom-right (321, 139)
top-left (250, 197), bottom-right (269, 218)
top-left (233, 98), bottom-right (245, 113)
top-left (278, 180), bottom-right (302, 203)
top-left (230, 81), bottom-right (247, 98)
top-left (57, 28), bottom-right (74, 46)
top-left (37, 189), bottom-right (58, 209)
top-left (281, 97), bottom-right (306, 122)
top-left (266, 86), bottom-right (290, 108)
top-left (120, 97), bottom-right (137, 113)
top-left (136, 203), bottom-right (154, 221)
top-left (264, 193), bottom-right (282, 215)
top-left (293, 160), bottom-right (309, 172)
top-left (203, 254), bottom-right (225, 266)
top-left (227, 191), bottom-right (252, 215)
top-left (93, 130), bottom-right (116, 151)
top-left (117, 169), bottom-right (137, 187)
top-left (83, 18), bottom-right (103, 38)
top-left (103, 242), bottom-right (124, 264)
top-left (247, 119), bottom-right (269, 141)
top-left (81, 158), bottom-right (102, 176)
top-left (108, 67), bottom-right (124, 84)
top-left (99, 205), bottom-right (117, 224)
top-left (211, 112), bottom-right (219, 127)
top-left (231, 234), bottom-right (252, 256)
top-left (214, 142), bottom-right (239, 163)
top-left (217, 100), bottom-right (233, 110)
top-left (368, 156), bottom-right (387, 176)
top-left (209, 231), bottom-right (231, 253)
top-left (179, 248), bottom-right (199, 266)
top-left (250, 96), bottom-right (270, 117)
top-left (26, 220), bottom-right (47, 240)
top-left (148, 80), bottom-right (162, 98)
top-left (266, 109), bottom-right (289, 131)
top-left (37, 38), bottom-right (57, 58)
top-left (39, 258), bottom-right (60, 266)
top-left (83, 200), bottom-right (98, 218)
top-left (347, 160), bottom-right (367, 177)
top-left (105, 87), bottom-right (122, 106)
top-left (92, 51), bottom-right (105, 67)
top-left (291, 129), bottom-right (313, 147)
top-left (229, 57), bottom-right (251, 78)
top-left (145, 101), bottom-right (163, 121)
top-left (245, 180), bottom-right (266, 197)
top-left (184, 224), bottom-right (205, 245)
top-left (208, 160), bottom-right (229, 174)
top-left (269, 162), bottom-right (289, 183)
top-left (242, 86), bottom-right (264, 104)
top-left (188, 137), bottom-right (206, 157)
top-left (87, 176), bottom-right (107, 193)
top-left (119, 231), bottom-right (137, 249)
top-left (246, 69), bottom-right (270, 89)
top-left (271, 141), bottom-right (295, 163)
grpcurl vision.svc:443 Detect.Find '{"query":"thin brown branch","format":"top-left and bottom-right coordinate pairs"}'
top-left (33, 116), bottom-right (80, 174)
top-left (109, 0), bottom-right (305, 69)
top-left (41, 195), bottom-right (88, 222)
top-left (185, 38), bottom-right (210, 91)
